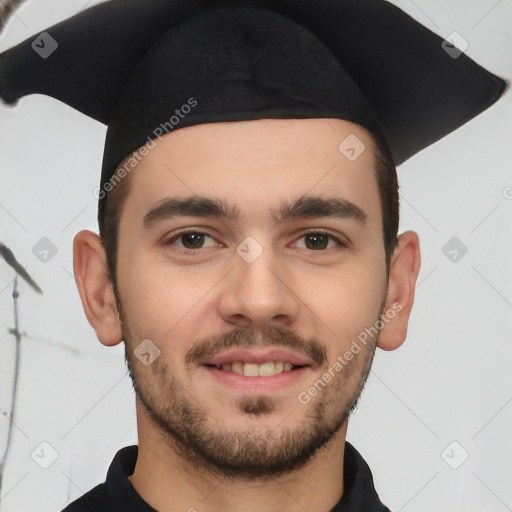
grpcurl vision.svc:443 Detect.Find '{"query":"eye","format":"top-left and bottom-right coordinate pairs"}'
top-left (163, 229), bottom-right (346, 252)
top-left (165, 230), bottom-right (218, 250)
top-left (294, 231), bottom-right (345, 251)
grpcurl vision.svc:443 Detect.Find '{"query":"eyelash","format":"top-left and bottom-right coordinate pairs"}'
top-left (163, 228), bottom-right (348, 252)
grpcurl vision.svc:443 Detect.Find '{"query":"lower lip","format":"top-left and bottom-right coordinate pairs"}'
top-left (201, 365), bottom-right (311, 393)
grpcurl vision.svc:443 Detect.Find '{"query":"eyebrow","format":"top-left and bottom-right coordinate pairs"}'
top-left (272, 195), bottom-right (367, 225)
top-left (142, 195), bottom-right (367, 229)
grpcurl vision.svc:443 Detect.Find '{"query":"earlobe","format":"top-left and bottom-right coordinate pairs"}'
top-left (377, 230), bottom-right (421, 351)
top-left (73, 230), bottom-right (123, 346)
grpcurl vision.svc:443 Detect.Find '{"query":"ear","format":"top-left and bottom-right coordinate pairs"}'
top-left (73, 230), bottom-right (123, 346)
top-left (377, 230), bottom-right (421, 351)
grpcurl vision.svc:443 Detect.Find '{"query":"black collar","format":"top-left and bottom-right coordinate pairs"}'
top-left (63, 442), bottom-right (391, 511)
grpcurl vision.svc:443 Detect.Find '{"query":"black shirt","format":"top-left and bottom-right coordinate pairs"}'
top-left (61, 442), bottom-right (391, 511)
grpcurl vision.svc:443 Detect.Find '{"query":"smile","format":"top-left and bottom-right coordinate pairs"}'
top-left (205, 361), bottom-right (305, 377)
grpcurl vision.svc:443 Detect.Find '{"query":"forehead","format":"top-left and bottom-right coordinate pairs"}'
top-left (119, 118), bottom-right (382, 227)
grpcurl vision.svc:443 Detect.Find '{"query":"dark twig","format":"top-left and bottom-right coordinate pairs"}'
top-left (0, 0), bottom-right (26, 32)
top-left (0, 243), bottom-right (42, 294)
top-left (0, 277), bottom-right (22, 507)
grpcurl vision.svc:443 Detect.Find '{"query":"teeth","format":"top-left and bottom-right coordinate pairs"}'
top-left (243, 363), bottom-right (259, 376)
top-left (232, 362), bottom-right (244, 375)
top-left (258, 362), bottom-right (275, 377)
top-left (216, 361), bottom-right (300, 377)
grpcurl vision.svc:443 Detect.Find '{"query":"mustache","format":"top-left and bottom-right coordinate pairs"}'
top-left (185, 325), bottom-right (327, 369)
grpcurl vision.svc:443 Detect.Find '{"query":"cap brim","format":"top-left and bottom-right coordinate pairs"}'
top-left (0, 0), bottom-right (507, 165)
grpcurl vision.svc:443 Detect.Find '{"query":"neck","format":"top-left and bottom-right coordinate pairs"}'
top-left (128, 404), bottom-right (347, 512)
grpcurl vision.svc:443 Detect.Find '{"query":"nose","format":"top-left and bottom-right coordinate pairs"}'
top-left (218, 246), bottom-right (300, 331)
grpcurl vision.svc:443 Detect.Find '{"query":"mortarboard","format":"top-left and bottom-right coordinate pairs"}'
top-left (0, 0), bottom-right (507, 209)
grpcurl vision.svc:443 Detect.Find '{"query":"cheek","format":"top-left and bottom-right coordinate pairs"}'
top-left (117, 249), bottom-right (222, 343)
top-left (300, 262), bottom-right (386, 356)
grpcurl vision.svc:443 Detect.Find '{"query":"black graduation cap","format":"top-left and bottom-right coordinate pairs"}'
top-left (0, 0), bottom-right (507, 200)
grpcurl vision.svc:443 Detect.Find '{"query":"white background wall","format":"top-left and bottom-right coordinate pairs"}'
top-left (0, 1), bottom-right (511, 511)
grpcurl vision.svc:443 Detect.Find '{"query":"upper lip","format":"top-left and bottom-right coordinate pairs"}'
top-left (203, 348), bottom-right (313, 368)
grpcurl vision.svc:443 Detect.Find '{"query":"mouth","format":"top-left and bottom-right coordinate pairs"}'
top-left (199, 348), bottom-right (313, 393)
top-left (203, 360), bottom-right (307, 377)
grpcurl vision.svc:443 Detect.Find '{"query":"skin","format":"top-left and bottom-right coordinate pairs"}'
top-left (73, 118), bottom-right (421, 512)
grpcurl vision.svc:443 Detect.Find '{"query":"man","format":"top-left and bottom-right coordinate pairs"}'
top-left (0, 1), bottom-right (505, 510)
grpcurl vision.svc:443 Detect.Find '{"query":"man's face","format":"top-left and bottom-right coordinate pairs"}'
top-left (115, 118), bottom-right (389, 479)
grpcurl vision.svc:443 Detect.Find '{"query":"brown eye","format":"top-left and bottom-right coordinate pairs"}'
top-left (296, 232), bottom-right (342, 251)
top-left (181, 232), bottom-right (206, 249)
top-left (305, 233), bottom-right (330, 250)
top-left (165, 231), bottom-right (217, 250)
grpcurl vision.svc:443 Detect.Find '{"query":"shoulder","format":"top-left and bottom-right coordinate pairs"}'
top-left (60, 483), bottom-right (112, 512)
